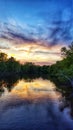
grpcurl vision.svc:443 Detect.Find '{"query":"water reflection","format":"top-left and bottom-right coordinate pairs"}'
top-left (0, 77), bottom-right (73, 130)
top-left (57, 87), bottom-right (73, 119)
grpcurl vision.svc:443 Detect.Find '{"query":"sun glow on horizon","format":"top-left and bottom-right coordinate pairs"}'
top-left (0, 40), bottom-right (63, 65)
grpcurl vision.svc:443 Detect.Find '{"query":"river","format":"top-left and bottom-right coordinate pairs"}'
top-left (0, 78), bottom-right (73, 130)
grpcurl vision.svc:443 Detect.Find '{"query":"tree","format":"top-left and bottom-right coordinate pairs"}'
top-left (61, 42), bottom-right (73, 59)
top-left (0, 52), bottom-right (7, 62)
top-left (6, 57), bottom-right (21, 73)
top-left (61, 47), bottom-right (67, 58)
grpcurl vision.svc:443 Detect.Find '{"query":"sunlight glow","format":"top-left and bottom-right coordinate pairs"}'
top-left (11, 79), bottom-right (61, 101)
top-left (0, 40), bottom-right (62, 65)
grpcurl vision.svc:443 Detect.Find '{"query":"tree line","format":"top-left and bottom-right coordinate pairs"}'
top-left (50, 42), bottom-right (73, 84)
top-left (0, 42), bottom-right (73, 85)
top-left (0, 52), bottom-right (49, 77)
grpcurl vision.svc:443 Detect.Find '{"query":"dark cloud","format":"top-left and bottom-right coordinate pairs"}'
top-left (0, 34), bottom-right (13, 41)
top-left (0, 8), bottom-right (73, 49)
top-left (37, 3), bottom-right (73, 46)
top-left (0, 46), bottom-right (10, 49)
top-left (48, 20), bottom-right (73, 45)
top-left (34, 50), bottom-right (61, 55)
top-left (8, 31), bottom-right (37, 43)
top-left (0, 23), bottom-right (37, 44)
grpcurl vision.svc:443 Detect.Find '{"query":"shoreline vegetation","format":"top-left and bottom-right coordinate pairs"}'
top-left (0, 42), bottom-right (73, 84)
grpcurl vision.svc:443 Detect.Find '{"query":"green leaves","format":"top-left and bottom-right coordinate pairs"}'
top-left (0, 52), bottom-right (7, 62)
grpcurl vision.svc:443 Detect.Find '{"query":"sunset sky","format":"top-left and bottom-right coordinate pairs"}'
top-left (0, 0), bottom-right (73, 65)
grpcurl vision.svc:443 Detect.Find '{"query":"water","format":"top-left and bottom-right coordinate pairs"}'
top-left (0, 78), bottom-right (73, 130)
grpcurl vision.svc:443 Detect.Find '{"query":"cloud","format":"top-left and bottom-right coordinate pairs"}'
top-left (37, 4), bottom-right (73, 46)
top-left (33, 50), bottom-right (61, 55)
top-left (1, 12), bottom-right (72, 49)
top-left (0, 21), bottom-right (65, 64)
top-left (0, 0), bottom-right (72, 65)
top-left (0, 22), bottom-right (37, 44)
top-left (0, 46), bottom-right (10, 49)
top-left (48, 20), bottom-right (73, 45)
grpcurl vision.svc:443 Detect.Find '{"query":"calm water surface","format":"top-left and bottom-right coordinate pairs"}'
top-left (0, 78), bottom-right (73, 130)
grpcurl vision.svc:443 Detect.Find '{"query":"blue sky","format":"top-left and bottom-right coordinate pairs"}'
top-left (0, 0), bottom-right (73, 65)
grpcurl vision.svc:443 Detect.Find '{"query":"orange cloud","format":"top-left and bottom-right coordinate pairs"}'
top-left (0, 23), bottom-right (64, 65)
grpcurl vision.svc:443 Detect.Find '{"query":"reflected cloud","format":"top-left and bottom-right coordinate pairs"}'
top-left (0, 78), bottom-right (61, 114)
top-left (11, 79), bottom-right (61, 101)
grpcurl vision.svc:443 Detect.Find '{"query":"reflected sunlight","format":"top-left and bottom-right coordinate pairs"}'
top-left (11, 79), bottom-right (61, 101)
